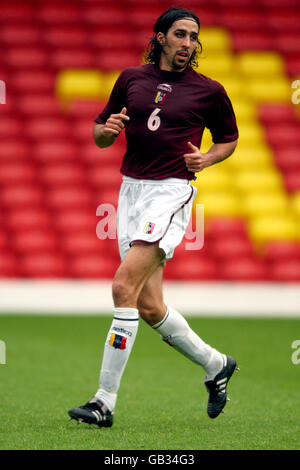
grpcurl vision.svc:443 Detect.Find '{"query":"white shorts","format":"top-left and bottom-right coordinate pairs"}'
top-left (116, 175), bottom-right (197, 261)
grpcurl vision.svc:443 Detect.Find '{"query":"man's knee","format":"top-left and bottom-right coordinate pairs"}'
top-left (138, 302), bottom-right (166, 326)
top-left (112, 277), bottom-right (136, 305)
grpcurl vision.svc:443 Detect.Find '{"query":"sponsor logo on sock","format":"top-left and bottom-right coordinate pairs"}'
top-left (109, 333), bottom-right (127, 349)
top-left (112, 326), bottom-right (132, 337)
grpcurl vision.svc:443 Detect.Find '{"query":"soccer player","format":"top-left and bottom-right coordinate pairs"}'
top-left (68, 7), bottom-right (239, 428)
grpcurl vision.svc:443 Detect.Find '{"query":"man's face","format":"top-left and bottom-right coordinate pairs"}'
top-left (158, 18), bottom-right (199, 72)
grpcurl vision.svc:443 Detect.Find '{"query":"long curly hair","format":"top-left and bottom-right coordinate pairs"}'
top-left (144, 7), bottom-right (203, 69)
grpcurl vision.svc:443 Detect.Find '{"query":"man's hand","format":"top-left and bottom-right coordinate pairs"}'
top-left (184, 140), bottom-right (238, 173)
top-left (183, 142), bottom-right (212, 173)
top-left (93, 107), bottom-right (130, 148)
top-left (103, 107), bottom-right (130, 138)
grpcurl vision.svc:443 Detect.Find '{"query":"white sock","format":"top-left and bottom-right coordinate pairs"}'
top-left (95, 307), bottom-right (139, 411)
top-left (153, 305), bottom-right (224, 380)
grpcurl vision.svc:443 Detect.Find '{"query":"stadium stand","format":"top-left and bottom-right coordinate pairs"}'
top-left (0, 0), bottom-right (300, 282)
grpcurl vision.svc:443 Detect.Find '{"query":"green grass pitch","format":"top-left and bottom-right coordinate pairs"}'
top-left (0, 314), bottom-right (299, 450)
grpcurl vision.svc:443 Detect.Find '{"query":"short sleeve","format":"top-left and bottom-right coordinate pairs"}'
top-left (94, 70), bottom-right (127, 124)
top-left (205, 82), bottom-right (239, 144)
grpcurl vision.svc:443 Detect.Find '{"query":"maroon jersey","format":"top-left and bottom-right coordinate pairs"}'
top-left (95, 64), bottom-right (238, 180)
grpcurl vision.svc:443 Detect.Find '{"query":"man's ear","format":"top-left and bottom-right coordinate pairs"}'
top-left (156, 32), bottom-right (165, 45)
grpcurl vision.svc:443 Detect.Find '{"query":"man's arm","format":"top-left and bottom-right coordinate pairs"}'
top-left (93, 107), bottom-right (129, 149)
top-left (183, 140), bottom-right (238, 173)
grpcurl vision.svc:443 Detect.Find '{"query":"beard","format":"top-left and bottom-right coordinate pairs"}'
top-left (171, 56), bottom-right (188, 70)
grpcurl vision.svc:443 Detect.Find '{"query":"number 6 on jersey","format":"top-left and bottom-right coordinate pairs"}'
top-left (147, 108), bottom-right (161, 131)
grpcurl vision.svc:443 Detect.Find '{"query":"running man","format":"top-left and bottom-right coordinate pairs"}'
top-left (68, 7), bottom-right (239, 428)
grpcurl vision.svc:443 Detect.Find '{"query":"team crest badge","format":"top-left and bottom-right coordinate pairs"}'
top-left (154, 91), bottom-right (166, 104)
top-left (144, 222), bottom-right (155, 234)
top-left (154, 83), bottom-right (172, 105)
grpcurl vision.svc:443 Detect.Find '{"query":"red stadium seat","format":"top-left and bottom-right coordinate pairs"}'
top-left (264, 124), bottom-right (300, 148)
top-left (80, 142), bottom-right (124, 165)
top-left (215, 0), bottom-right (255, 6)
top-left (259, 0), bottom-right (299, 7)
top-left (17, 95), bottom-right (62, 116)
top-left (54, 209), bottom-right (97, 233)
top-left (0, 231), bottom-right (7, 250)
top-left (10, 70), bottom-right (55, 94)
top-left (0, 24), bottom-right (41, 45)
top-left (20, 253), bottom-right (67, 278)
top-left (275, 32), bottom-right (300, 55)
top-left (0, 162), bottom-right (36, 184)
top-left (12, 229), bottom-right (58, 254)
top-left (284, 171), bottom-right (300, 193)
top-left (0, 2), bottom-right (34, 22)
top-left (231, 30), bottom-right (273, 52)
top-left (95, 51), bottom-right (142, 70)
top-left (164, 255), bottom-right (218, 280)
top-left (171, 236), bottom-right (210, 260)
top-left (206, 217), bottom-right (247, 238)
top-left (211, 236), bottom-right (254, 260)
top-left (24, 118), bottom-right (69, 141)
top-left (258, 104), bottom-right (296, 125)
top-left (87, 165), bottom-right (122, 189)
top-left (129, 7), bottom-right (168, 29)
top-left (39, 163), bottom-right (85, 187)
top-left (69, 254), bottom-right (119, 279)
top-left (263, 241), bottom-right (300, 262)
top-left (0, 93), bottom-right (14, 115)
top-left (46, 187), bottom-right (92, 210)
top-left (32, 141), bottom-right (78, 163)
top-left (6, 208), bottom-right (52, 231)
top-left (0, 117), bottom-right (22, 139)
top-left (71, 119), bottom-right (94, 143)
top-left (98, 238), bottom-right (119, 256)
top-left (220, 257), bottom-right (268, 281)
top-left (0, 141), bottom-right (29, 162)
top-left (1, 185), bottom-right (43, 208)
top-left (95, 188), bottom-right (120, 209)
top-left (285, 54), bottom-right (300, 76)
top-left (0, 69), bottom-right (10, 90)
top-left (50, 48), bottom-right (95, 69)
top-left (43, 26), bottom-right (88, 47)
top-left (219, 8), bottom-right (266, 31)
top-left (5, 47), bottom-right (48, 68)
top-left (61, 231), bottom-right (105, 254)
top-left (270, 260), bottom-right (300, 282)
top-left (91, 29), bottom-right (134, 50)
top-left (37, 3), bottom-right (82, 24)
top-left (274, 147), bottom-right (300, 172)
top-left (266, 8), bottom-right (300, 31)
top-left (83, 6), bottom-right (127, 26)
top-left (127, 0), bottom-right (176, 6)
top-left (66, 100), bottom-right (105, 119)
top-left (0, 252), bottom-right (19, 278)
top-left (184, 5), bottom-right (218, 26)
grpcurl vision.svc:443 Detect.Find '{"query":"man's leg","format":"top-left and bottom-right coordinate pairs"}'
top-left (137, 266), bottom-right (238, 419)
top-left (137, 266), bottom-right (224, 378)
top-left (68, 243), bottom-right (165, 426)
top-left (94, 243), bottom-right (164, 410)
